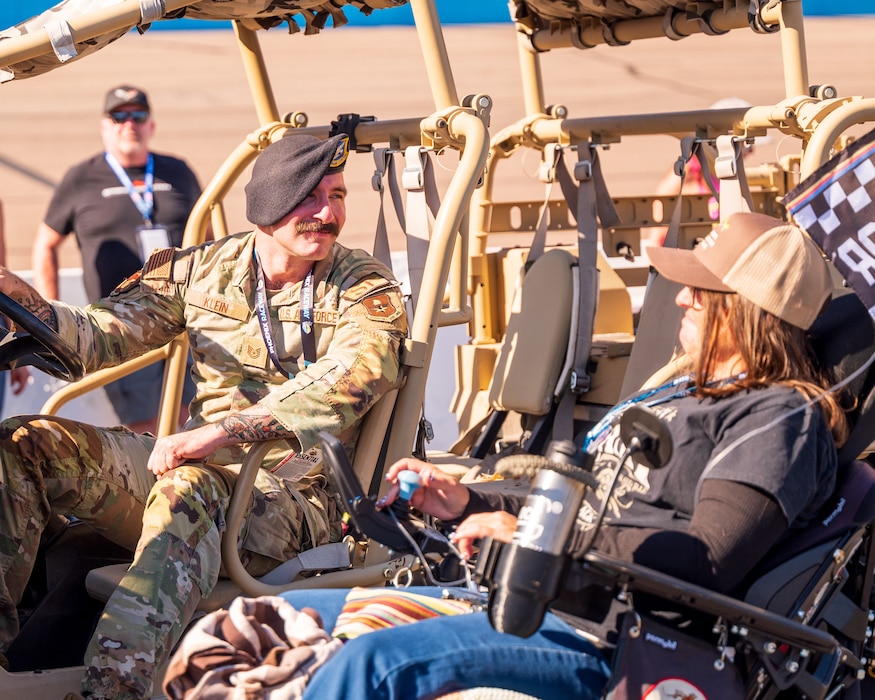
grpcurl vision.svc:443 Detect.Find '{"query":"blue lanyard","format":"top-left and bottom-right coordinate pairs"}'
top-left (583, 373), bottom-right (746, 452)
top-left (583, 374), bottom-right (693, 452)
top-left (253, 250), bottom-right (316, 378)
top-left (105, 152), bottom-right (155, 225)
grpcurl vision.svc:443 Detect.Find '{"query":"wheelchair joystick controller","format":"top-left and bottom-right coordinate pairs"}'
top-left (390, 470), bottom-right (423, 520)
top-left (488, 440), bottom-right (595, 638)
top-left (397, 470), bottom-right (422, 501)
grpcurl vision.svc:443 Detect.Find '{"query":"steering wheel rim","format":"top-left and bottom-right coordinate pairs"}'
top-left (0, 293), bottom-right (85, 382)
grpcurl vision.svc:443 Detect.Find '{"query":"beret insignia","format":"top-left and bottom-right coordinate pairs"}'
top-left (330, 136), bottom-right (350, 171)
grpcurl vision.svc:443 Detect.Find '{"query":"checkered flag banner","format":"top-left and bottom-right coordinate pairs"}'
top-left (785, 127), bottom-right (875, 318)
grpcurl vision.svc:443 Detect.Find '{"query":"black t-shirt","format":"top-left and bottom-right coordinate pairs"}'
top-left (463, 382), bottom-right (838, 568)
top-left (575, 383), bottom-right (837, 535)
top-left (44, 152), bottom-right (201, 300)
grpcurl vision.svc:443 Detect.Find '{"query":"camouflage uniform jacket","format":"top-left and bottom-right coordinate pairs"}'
top-left (51, 231), bottom-right (407, 472)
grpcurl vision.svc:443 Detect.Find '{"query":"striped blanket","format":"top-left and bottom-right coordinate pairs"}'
top-left (331, 587), bottom-right (473, 640)
top-left (163, 596), bottom-right (343, 700)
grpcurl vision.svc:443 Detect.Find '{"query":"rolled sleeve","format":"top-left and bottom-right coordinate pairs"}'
top-left (51, 277), bottom-right (186, 373)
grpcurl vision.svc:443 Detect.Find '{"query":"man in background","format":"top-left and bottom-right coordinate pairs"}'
top-left (31, 84), bottom-right (202, 433)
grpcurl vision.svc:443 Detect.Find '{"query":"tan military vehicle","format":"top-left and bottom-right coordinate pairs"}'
top-left (0, 0), bottom-right (874, 698)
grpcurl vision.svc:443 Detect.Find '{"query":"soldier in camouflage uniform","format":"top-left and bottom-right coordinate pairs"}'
top-left (0, 133), bottom-right (407, 699)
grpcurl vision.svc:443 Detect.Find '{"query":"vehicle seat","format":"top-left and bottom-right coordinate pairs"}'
top-left (445, 248), bottom-right (577, 468)
top-left (432, 247), bottom-right (633, 488)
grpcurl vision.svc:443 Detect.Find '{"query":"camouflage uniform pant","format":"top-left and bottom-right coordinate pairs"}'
top-left (0, 415), bottom-right (339, 699)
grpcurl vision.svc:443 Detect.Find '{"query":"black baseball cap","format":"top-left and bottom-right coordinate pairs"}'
top-left (104, 85), bottom-right (150, 114)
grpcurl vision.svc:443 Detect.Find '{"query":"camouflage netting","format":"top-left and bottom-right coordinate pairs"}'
top-left (0, 0), bottom-right (409, 82)
top-left (512, 0), bottom-right (689, 22)
top-left (174, 0), bottom-right (409, 31)
top-left (509, 0), bottom-right (775, 46)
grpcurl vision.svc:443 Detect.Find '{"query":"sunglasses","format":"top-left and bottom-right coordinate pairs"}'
top-left (107, 110), bottom-right (150, 124)
top-left (684, 286), bottom-right (706, 310)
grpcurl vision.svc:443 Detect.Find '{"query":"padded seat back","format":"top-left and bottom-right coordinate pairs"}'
top-left (741, 290), bottom-right (875, 620)
top-left (487, 248), bottom-right (575, 416)
top-left (808, 291), bottom-right (875, 465)
top-left (744, 459), bottom-right (875, 615)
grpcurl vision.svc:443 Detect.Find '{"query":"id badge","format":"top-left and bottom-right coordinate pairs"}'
top-left (137, 225), bottom-right (171, 262)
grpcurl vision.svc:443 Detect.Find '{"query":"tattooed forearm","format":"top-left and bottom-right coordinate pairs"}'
top-left (18, 291), bottom-right (58, 329)
top-left (218, 411), bottom-right (289, 442)
top-left (1, 273), bottom-right (58, 330)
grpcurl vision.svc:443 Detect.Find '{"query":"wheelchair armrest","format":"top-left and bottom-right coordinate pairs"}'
top-left (580, 550), bottom-right (841, 656)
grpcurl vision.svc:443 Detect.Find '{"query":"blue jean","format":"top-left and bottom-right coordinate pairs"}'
top-left (280, 587), bottom-right (610, 700)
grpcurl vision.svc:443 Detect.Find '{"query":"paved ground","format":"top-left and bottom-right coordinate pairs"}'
top-left (0, 16), bottom-right (873, 273)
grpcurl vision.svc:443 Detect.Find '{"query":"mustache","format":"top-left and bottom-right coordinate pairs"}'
top-left (296, 221), bottom-right (339, 236)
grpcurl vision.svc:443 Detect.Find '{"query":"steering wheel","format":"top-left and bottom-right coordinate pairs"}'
top-left (0, 293), bottom-right (85, 382)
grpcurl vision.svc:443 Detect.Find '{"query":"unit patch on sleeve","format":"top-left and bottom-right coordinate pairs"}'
top-left (109, 270), bottom-right (143, 296)
top-left (361, 293), bottom-right (401, 321)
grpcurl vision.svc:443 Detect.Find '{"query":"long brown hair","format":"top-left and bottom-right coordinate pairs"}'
top-left (693, 289), bottom-right (849, 447)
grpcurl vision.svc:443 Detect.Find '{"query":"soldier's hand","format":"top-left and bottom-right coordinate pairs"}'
top-left (147, 424), bottom-right (225, 476)
top-left (0, 267), bottom-right (14, 297)
top-left (0, 267), bottom-right (31, 299)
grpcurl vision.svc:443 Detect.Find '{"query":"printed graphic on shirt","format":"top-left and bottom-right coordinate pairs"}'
top-left (101, 181), bottom-right (176, 199)
top-left (576, 403), bottom-right (678, 531)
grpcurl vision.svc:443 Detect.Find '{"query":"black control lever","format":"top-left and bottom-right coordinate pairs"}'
top-left (318, 431), bottom-right (449, 557)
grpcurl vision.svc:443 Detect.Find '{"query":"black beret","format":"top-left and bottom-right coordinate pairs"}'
top-left (245, 133), bottom-right (350, 227)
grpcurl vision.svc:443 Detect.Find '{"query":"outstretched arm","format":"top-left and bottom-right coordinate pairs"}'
top-left (31, 223), bottom-right (66, 301)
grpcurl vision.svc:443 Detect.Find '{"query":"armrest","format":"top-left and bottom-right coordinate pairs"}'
top-left (580, 550), bottom-right (840, 655)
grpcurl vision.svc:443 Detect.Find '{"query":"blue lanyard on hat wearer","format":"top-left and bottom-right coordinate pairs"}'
top-left (583, 372), bottom-right (746, 453)
top-left (105, 152), bottom-right (155, 226)
top-left (253, 249), bottom-right (317, 378)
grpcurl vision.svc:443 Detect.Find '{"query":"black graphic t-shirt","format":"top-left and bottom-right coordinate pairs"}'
top-left (44, 152), bottom-right (201, 300)
top-left (462, 382), bottom-right (837, 543)
top-left (575, 383), bottom-right (837, 535)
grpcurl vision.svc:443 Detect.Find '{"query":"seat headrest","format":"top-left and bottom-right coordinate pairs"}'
top-left (809, 292), bottom-right (875, 395)
top-left (809, 292), bottom-right (875, 465)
